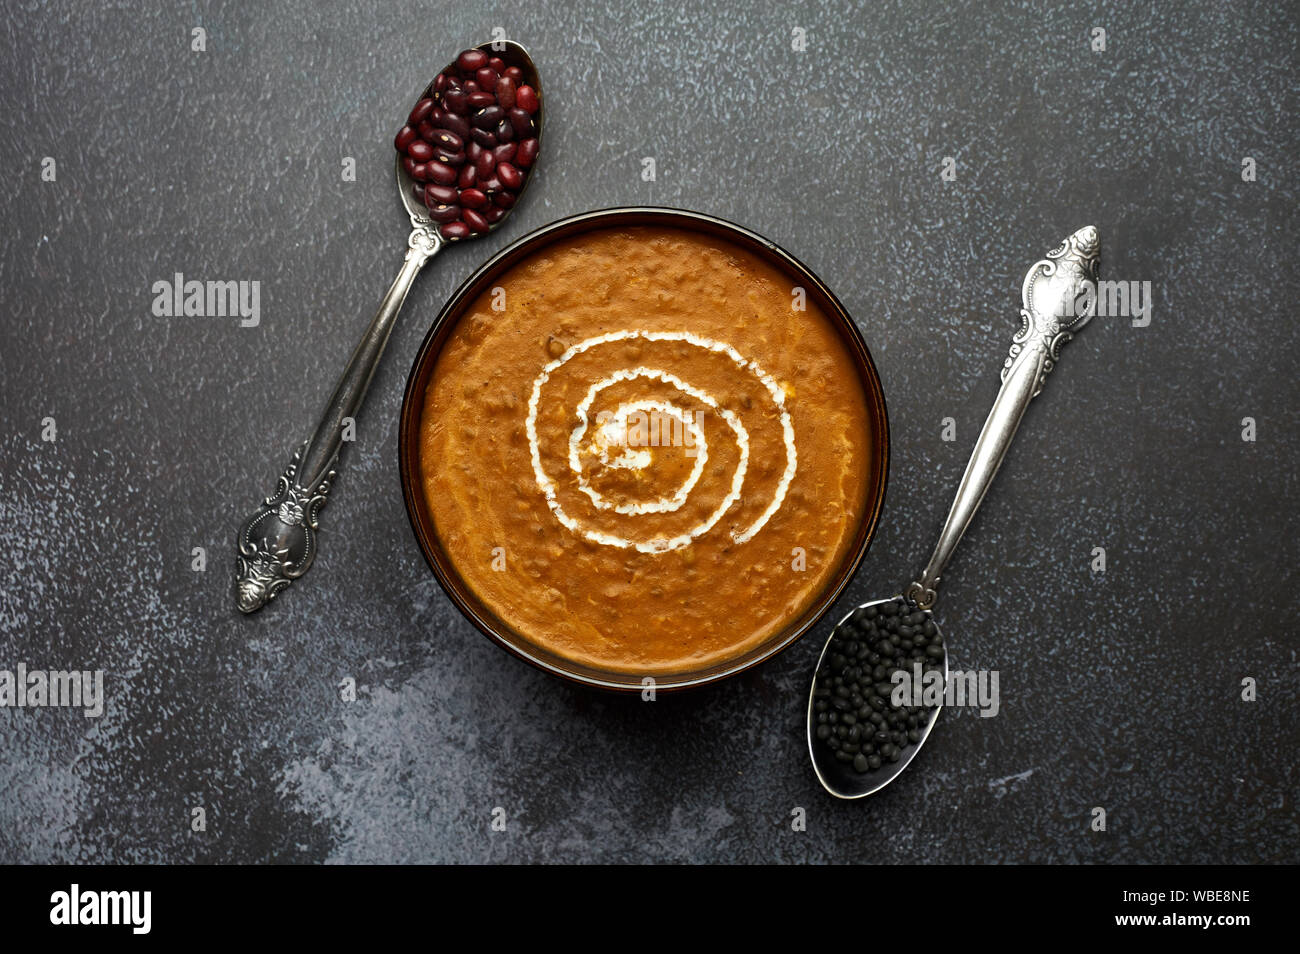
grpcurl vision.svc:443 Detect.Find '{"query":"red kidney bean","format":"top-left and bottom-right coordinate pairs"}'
top-left (427, 161), bottom-right (458, 185)
top-left (408, 97), bottom-right (435, 125)
top-left (397, 47), bottom-right (545, 229)
top-left (443, 89), bottom-right (468, 115)
top-left (495, 76), bottom-right (516, 109)
top-left (425, 184), bottom-right (459, 205)
top-left (514, 138), bottom-right (539, 169)
top-left (497, 162), bottom-right (522, 189)
top-left (472, 105), bottom-right (504, 129)
top-left (436, 111), bottom-right (470, 139)
top-left (428, 203), bottom-right (462, 223)
top-left (507, 108), bottom-right (533, 138)
top-left (457, 49), bottom-right (488, 72)
top-left (431, 129), bottom-right (463, 152)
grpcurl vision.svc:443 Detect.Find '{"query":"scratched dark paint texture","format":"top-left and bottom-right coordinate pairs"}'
top-left (0, 0), bottom-right (1296, 864)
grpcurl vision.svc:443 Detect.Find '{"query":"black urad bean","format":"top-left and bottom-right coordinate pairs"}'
top-left (811, 594), bottom-right (944, 776)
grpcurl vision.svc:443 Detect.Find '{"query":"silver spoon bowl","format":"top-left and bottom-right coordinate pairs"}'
top-left (234, 40), bottom-right (543, 614)
top-left (808, 226), bottom-right (1101, 799)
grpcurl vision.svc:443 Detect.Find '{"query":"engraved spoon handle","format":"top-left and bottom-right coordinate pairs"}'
top-left (234, 224), bottom-right (442, 613)
top-left (905, 226), bottom-right (1101, 611)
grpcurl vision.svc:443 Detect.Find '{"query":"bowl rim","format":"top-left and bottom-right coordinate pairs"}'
top-left (398, 206), bottom-right (890, 692)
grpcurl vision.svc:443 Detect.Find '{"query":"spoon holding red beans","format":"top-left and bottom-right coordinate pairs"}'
top-left (394, 44), bottom-right (543, 241)
top-left (233, 41), bottom-right (543, 614)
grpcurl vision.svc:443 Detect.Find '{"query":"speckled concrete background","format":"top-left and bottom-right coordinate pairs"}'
top-left (1, 0), bottom-right (1296, 864)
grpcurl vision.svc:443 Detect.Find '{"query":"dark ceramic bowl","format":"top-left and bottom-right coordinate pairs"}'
top-left (399, 207), bottom-right (889, 691)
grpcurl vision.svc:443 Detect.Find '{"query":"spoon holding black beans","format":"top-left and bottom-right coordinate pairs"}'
top-left (233, 41), bottom-right (543, 614)
top-left (808, 226), bottom-right (1101, 798)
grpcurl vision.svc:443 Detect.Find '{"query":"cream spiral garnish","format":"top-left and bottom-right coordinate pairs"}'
top-left (526, 331), bottom-right (797, 553)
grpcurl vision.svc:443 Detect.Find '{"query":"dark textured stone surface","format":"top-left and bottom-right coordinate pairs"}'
top-left (1, 0), bottom-right (1296, 864)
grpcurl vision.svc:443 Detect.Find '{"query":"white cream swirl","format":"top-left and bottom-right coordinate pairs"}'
top-left (525, 330), bottom-right (797, 553)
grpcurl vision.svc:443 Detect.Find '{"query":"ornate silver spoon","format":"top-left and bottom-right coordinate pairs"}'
top-left (234, 41), bottom-right (543, 613)
top-left (808, 226), bottom-right (1101, 798)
